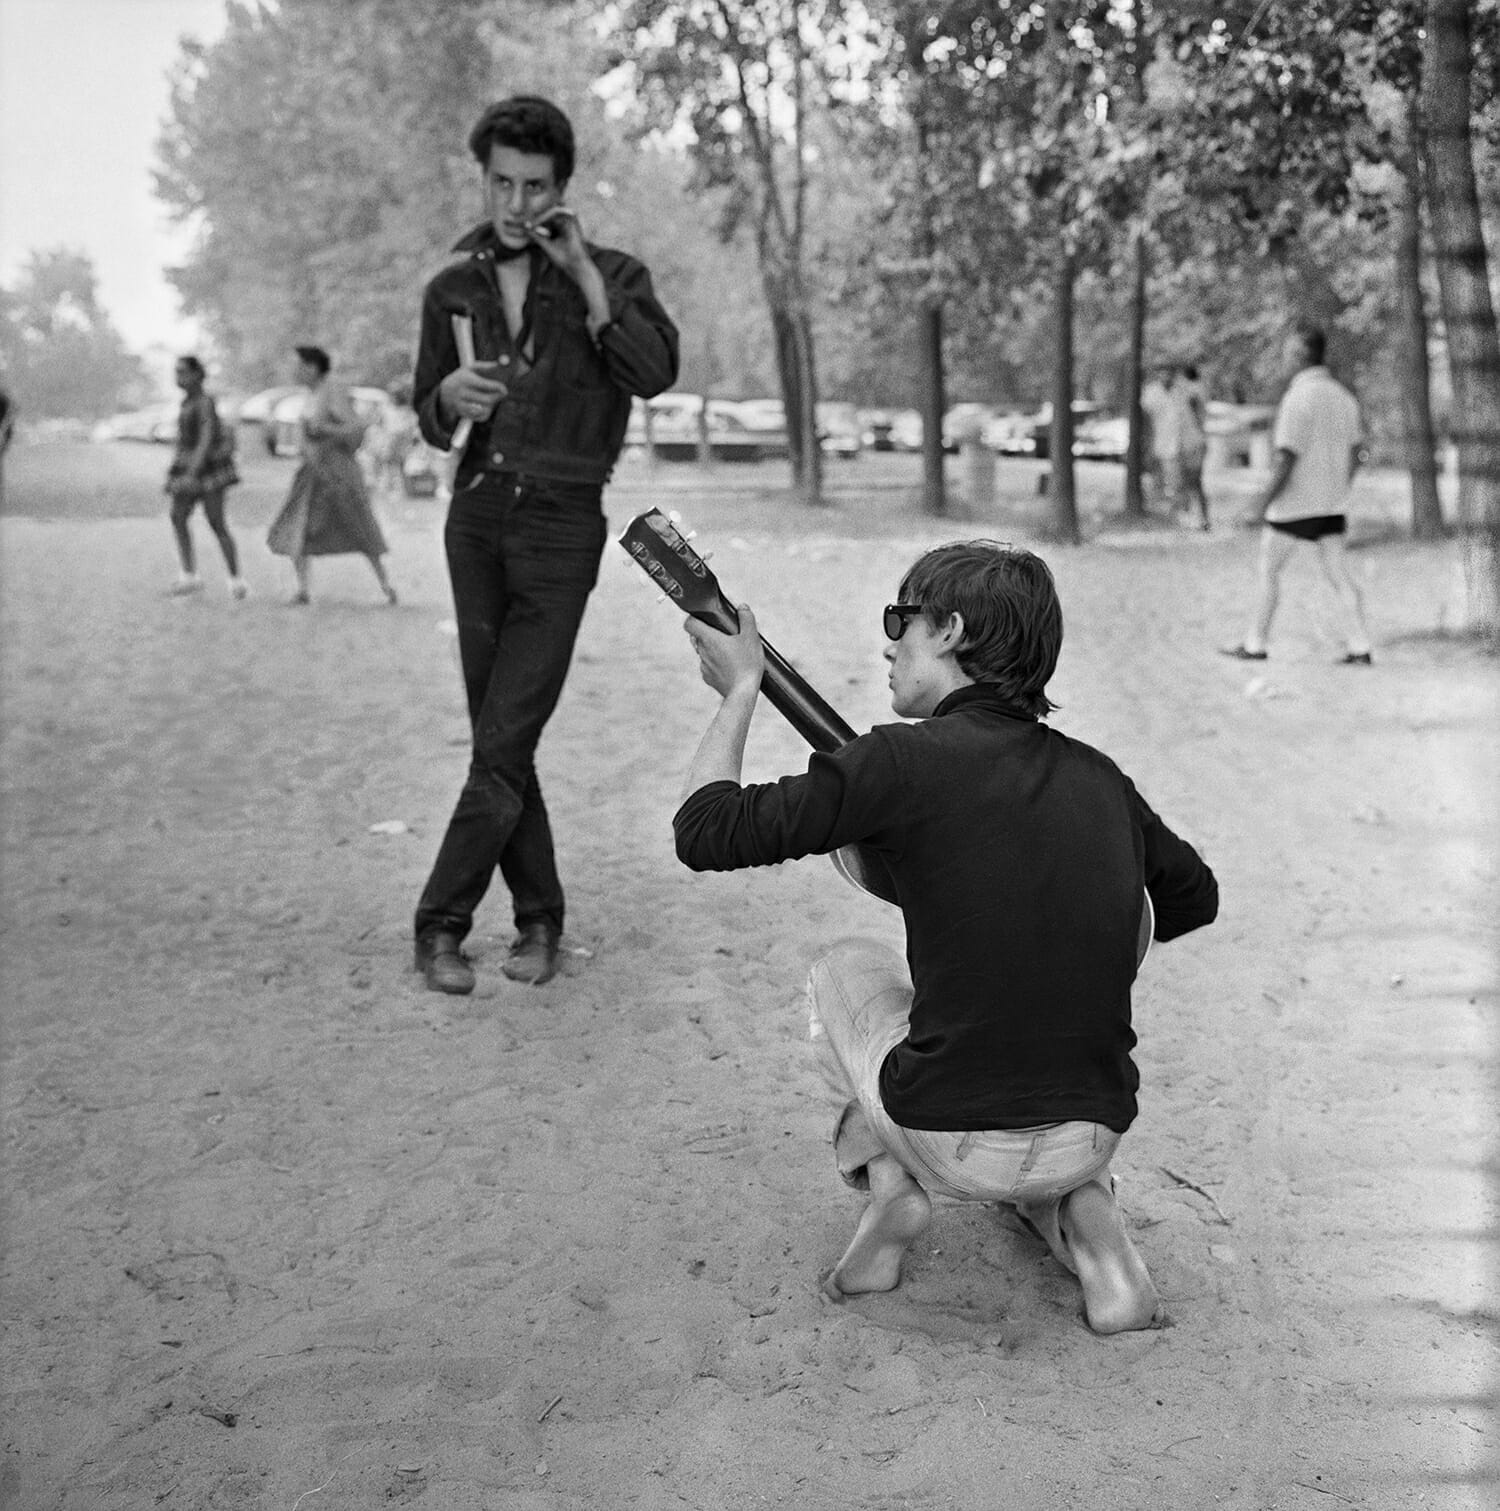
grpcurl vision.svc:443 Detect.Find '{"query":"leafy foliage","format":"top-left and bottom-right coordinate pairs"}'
top-left (0, 249), bottom-right (148, 419)
top-left (154, 0), bottom-right (770, 395)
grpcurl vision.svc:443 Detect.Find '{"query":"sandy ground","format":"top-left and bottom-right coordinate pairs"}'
top-left (1, 438), bottom-right (1496, 1510)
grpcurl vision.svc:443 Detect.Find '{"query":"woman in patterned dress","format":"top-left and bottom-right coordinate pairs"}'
top-left (165, 355), bottom-right (246, 598)
top-left (266, 346), bottom-right (397, 606)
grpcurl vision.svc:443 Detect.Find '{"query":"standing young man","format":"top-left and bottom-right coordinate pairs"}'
top-left (674, 543), bottom-right (1218, 1333)
top-left (1222, 326), bottom-right (1373, 664)
top-left (412, 96), bottom-right (679, 993)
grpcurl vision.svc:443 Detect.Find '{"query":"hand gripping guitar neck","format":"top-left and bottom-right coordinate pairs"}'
top-left (619, 508), bottom-right (897, 903)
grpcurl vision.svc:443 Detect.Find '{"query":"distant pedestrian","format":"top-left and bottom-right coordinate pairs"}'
top-left (1172, 363), bottom-right (1210, 530)
top-left (164, 356), bottom-right (246, 598)
top-left (267, 346), bottom-right (397, 606)
top-left (1140, 365), bottom-right (1177, 508)
top-left (0, 380), bottom-right (14, 509)
top-left (366, 382), bottom-right (419, 499)
top-left (1221, 326), bottom-right (1373, 665)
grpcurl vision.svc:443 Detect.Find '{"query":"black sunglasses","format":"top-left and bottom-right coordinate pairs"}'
top-left (883, 604), bottom-right (925, 641)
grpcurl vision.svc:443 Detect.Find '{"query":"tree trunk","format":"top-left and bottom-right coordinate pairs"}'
top-left (919, 299), bottom-right (947, 516)
top-left (771, 305), bottom-right (801, 474)
top-left (1423, 0), bottom-right (1500, 637)
top-left (1048, 251), bottom-right (1080, 543)
top-left (1123, 229), bottom-right (1148, 518)
top-left (1396, 98), bottom-right (1445, 541)
top-left (783, 0), bottom-right (822, 506)
top-left (768, 295), bottom-right (824, 504)
top-left (788, 304), bottom-right (823, 506)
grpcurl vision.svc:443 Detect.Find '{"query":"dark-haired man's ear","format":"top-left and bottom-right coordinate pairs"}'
top-left (938, 612), bottom-right (966, 653)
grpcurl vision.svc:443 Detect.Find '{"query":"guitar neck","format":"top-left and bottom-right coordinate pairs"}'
top-left (684, 587), bottom-right (856, 754)
top-left (758, 639), bottom-right (858, 753)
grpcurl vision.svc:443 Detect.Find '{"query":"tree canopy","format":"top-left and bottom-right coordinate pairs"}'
top-left (136, 0), bottom-right (1500, 487)
top-left (0, 249), bottom-right (148, 420)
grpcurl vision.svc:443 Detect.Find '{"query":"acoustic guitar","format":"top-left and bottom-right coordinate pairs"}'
top-left (619, 508), bottom-right (1153, 962)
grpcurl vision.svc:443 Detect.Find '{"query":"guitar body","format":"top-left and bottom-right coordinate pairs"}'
top-left (620, 509), bottom-right (1153, 967)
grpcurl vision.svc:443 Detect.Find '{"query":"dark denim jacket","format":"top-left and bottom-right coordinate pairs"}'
top-left (413, 221), bottom-right (679, 487)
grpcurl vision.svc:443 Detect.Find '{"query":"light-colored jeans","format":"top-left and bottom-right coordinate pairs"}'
top-left (807, 939), bottom-right (1122, 1272)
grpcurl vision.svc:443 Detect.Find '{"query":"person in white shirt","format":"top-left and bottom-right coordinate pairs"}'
top-left (1221, 327), bottom-right (1373, 665)
top-left (1140, 366), bottom-right (1178, 506)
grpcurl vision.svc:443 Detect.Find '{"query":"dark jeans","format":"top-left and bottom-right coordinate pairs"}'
top-left (415, 472), bottom-right (606, 944)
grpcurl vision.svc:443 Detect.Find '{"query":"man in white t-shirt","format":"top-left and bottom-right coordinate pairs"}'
top-left (1221, 326), bottom-right (1373, 665)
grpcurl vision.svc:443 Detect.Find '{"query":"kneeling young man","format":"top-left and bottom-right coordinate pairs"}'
top-left (673, 543), bottom-right (1218, 1333)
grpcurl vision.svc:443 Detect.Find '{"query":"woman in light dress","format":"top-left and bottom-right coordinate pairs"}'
top-left (267, 345), bottom-right (397, 605)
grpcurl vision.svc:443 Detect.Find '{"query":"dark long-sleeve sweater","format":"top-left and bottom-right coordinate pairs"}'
top-left (674, 685), bottom-right (1218, 1133)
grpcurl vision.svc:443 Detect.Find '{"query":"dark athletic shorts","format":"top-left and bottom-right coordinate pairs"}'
top-left (1269, 514), bottom-right (1346, 541)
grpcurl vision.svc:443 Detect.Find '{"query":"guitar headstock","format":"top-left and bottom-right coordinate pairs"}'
top-left (618, 509), bottom-right (739, 632)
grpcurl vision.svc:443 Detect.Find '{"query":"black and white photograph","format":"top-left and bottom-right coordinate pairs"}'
top-left (1, 1), bottom-right (1496, 1507)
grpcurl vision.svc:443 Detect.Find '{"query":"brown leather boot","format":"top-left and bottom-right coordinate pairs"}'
top-left (501, 922), bottom-right (560, 985)
top-left (415, 930), bottom-right (475, 995)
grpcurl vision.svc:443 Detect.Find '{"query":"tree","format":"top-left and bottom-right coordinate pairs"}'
top-left (878, 0), bottom-right (1148, 540)
top-left (1423, 0), bottom-right (1500, 637)
top-left (610, 0), bottom-right (864, 504)
top-left (156, 0), bottom-right (763, 397)
top-left (156, 0), bottom-right (500, 385)
top-left (0, 249), bottom-right (147, 419)
top-left (1388, 92), bottom-right (1447, 539)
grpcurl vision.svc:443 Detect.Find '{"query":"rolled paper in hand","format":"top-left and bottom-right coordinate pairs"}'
top-left (450, 313), bottom-right (476, 454)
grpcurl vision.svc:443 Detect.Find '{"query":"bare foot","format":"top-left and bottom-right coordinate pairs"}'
top-left (825, 1156), bottom-right (931, 1298)
top-left (1058, 1180), bottom-right (1163, 1334)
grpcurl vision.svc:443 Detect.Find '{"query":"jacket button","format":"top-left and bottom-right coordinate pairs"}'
top-left (491, 452), bottom-right (505, 465)
top-left (499, 355), bottom-right (511, 366)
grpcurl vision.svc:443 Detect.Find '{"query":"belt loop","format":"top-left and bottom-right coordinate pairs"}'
top-left (955, 1130), bottom-right (978, 1161)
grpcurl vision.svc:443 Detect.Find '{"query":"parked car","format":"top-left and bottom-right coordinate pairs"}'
top-left (627, 391), bottom-right (712, 451)
top-left (982, 409), bottom-right (1037, 455)
top-left (943, 402), bottom-right (998, 452)
top-left (1203, 400), bottom-right (1276, 468)
top-left (236, 385), bottom-right (302, 453)
top-left (90, 402), bottom-right (180, 444)
top-left (887, 409), bottom-right (923, 452)
top-left (643, 394), bottom-right (791, 462)
top-left (269, 386), bottom-right (395, 458)
top-left (1074, 413), bottom-right (1129, 462)
top-left (1027, 401), bottom-right (1106, 460)
top-left (858, 409), bottom-right (899, 451)
top-left (816, 401), bottom-right (862, 458)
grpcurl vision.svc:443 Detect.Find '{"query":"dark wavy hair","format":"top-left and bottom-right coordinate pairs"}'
top-left (294, 345), bottom-right (331, 376)
top-left (898, 541), bottom-right (1062, 718)
top-left (1296, 324), bottom-right (1327, 366)
top-left (467, 96), bottom-right (575, 186)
